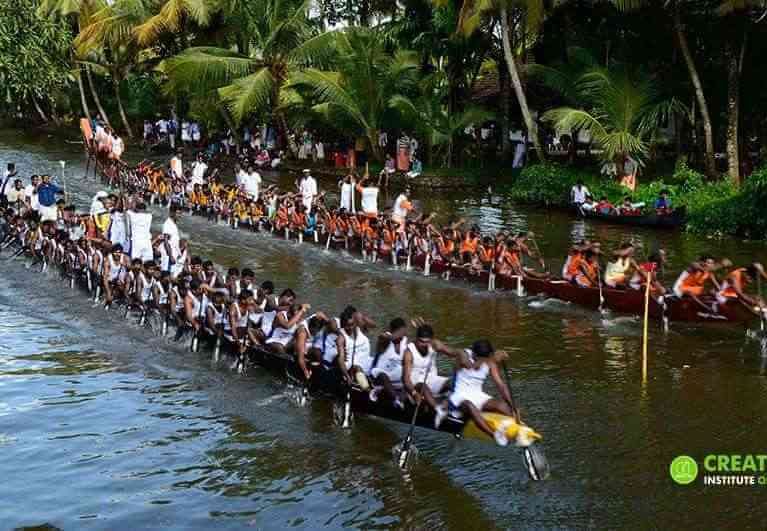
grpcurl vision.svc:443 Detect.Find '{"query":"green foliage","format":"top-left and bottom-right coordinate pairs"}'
top-left (0, 0), bottom-right (72, 110)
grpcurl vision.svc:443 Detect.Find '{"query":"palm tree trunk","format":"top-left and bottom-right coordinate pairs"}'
top-left (76, 66), bottom-right (92, 121)
top-left (114, 78), bottom-right (133, 138)
top-left (498, 61), bottom-right (512, 161)
top-left (85, 65), bottom-right (112, 128)
top-left (499, 5), bottom-right (545, 162)
top-left (674, 10), bottom-right (715, 179)
top-left (725, 32), bottom-right (747, 186)
top-left (31, 96), bottom-right (49, 123)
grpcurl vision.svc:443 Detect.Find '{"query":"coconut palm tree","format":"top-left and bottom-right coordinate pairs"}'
top-left (436, 0), bottom-right (546, 162)
top-left (37, 0), bottom-right (102, 122)
top-left (159, 0), bottom-right (331, 141)
top-left (542, 67), bottom-right (686, 179)
top-left (74, 0), bottom-right (155, 136)
top-left (389, 72), bottom-right (493, 167)
top-left (286, 27), bottom-right (421, 161)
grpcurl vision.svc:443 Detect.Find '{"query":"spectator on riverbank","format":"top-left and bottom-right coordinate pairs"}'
top-left (406, 157), bottom-right (422, 179)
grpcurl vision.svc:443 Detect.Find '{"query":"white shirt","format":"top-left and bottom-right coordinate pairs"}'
top-left (360, 186), bottom-right (379, 215)
top-left (191, 161), bottom-right (207, 185)
top-left (571, 185), bottom-right (589, 204)
top-left (2, 171), bottom-right (16, 197)
top-left (340, 182), bottom-right (353, 211)
top-left (170, 156), bottom-right (183, 178)
top-left (300, 176), bottom-right (318, 207)
top-left (392, 193), bottom-right (409, 220)
top-left (127, 211), bottom-right (153, 245)
top-left (162, 217), bottom-right (180, 257)
top-left (24, 184), bottom-right (38, 210)
top-left (241, 171), bottom-right (262, 200)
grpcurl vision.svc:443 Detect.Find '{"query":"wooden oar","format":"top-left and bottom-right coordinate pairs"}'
top-left (596, 265), bottom-right (606, 313)
top-left (396, 353), bottom-right (435, 469)
top-left (500, 359), bottom-right (549, 481)
top-left (527, 232), bottom-right (547, 272)
top-left (341, 335), bottom-right (357, 429)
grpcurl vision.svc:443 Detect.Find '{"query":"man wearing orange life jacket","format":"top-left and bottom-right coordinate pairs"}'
top-left (460, 228), bottom-right (480, 264)
top-left (672, 256), bottom-right (723, 299)
top-left (477, 237), bottom-right (495, 271)
top-left (575, 249), bottom-right (601, 288)
top-left (716, 263), bottom-right (767, 308)
top-left (436, 231), bottom-right (457, 263)
top-left (496, 240), bottom-right (523, 277)
top-left (562, 242), bottom-right (589, 282)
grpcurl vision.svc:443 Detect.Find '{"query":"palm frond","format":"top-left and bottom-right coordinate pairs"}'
top-left (161, 47), bottom-right (257, 95)
top-left (219, 67), bottom-right (276, 123)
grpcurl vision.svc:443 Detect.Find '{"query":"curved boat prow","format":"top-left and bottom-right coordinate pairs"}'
top-left (462, 412), bottom-right (542, 447)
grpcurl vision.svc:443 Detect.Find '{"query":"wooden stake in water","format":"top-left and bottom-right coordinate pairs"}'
top-left (641, 264), bottom-right (657, 383)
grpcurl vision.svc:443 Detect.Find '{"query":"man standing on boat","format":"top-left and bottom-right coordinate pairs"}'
top-left (37, 174), bottom-right (64, 222)
top-left (299, 169), bottom-right (318, 210)
top-left (570, 180), bottom-right (590, 208)
top-left (127, 201), bottom-right (153, 262)
top-left (1, 163), bottom-right (18, 205)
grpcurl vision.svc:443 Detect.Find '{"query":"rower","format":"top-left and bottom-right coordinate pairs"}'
top-left (672, 256), bottom-right (723, 309)
top-left (369, 318), bottom-right (408, 409)
top-left (266, 302), bottom-right (311, 354)
top-left (336, 306), bottom-right (376, 389)
top-left (184, 279), bottom-right (208, 333)
top-left (562, 241), bottom-right (588, 283)
top-left (575, 248), bottom-right (601, 288)
top-left (447, 340), bottom-right (519, 446)
top-left (293, 312), bottom-right (329, 381)
top-left (225, 290), bottom-right (257, 353)
top-left (258, 287), bottom-right (294, 342)
top-left (716, 263), bottom-right (767, 310)
top-left (604, 242), bottom-right (638, 288)
top-left (629, 251), bottom-right (667, 295)
top-left (102, 243), bottom-right (127, 306)
top-left (402, 324), bottom-right (456, 426)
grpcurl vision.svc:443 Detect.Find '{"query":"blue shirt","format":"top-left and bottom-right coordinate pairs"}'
top-left (654, 197), bottom-right (671, 209)
top-left (37, 183), bottom-right (62, 207)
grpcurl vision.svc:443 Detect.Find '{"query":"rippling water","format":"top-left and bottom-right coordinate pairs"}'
top-left (1, 129), bottom-right (767, 529)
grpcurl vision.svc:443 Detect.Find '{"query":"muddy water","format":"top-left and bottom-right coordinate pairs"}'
top-left (1, 128), bottom-right (766, 529)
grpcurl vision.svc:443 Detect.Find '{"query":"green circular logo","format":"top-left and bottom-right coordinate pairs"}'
top-left (670, 456), bottom-right (698, 485)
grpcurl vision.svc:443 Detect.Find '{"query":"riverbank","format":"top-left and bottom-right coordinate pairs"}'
top-left (281, 159), bottom-right (519, 190)
top-left (508, 162), bottom-right (767, 239)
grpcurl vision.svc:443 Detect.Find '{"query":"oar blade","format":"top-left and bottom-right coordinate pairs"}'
top-left (523, 444), bottom-right (550, 481)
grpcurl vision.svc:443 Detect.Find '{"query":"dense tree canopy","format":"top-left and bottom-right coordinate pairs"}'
top-left (3, 0), bottom-right (767, 183)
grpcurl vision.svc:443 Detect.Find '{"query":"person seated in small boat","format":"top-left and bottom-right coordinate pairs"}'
top-left (629, 250), bottom-right (667, 296)
top-left (254, 148), bottom-right (271, 168)
top-left (654, 189), bottom-right (673, 215)
top-left (336, 306), bottom-right (376, 389)
top-left (580, 195), bottom-right (596, 213)
top-left (293, 312), bottom-right (329, 381)
top-left (672, 255), bottom-right (726, 310)
top-left (495, 239), bottom-right (524, 277)
top-left (477, 236), bottom-right (496, 272)
top-left (447, 340), bottom-right (519, 446)
top-left (596, 196), bottom-right (616, 216)
top-left (604, 242), bottom-right (639, 288)
top-left (402, 323), bottom-right (460, 427)
top-left (574, 248), bottom-right (602, 288)
top-left (617, 196), bottom-right (642, 216)
top-left (716, 262), bottom-right (767, 310)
